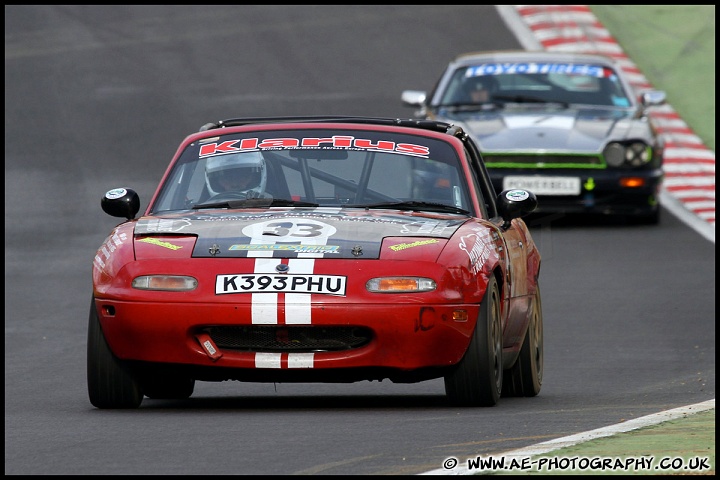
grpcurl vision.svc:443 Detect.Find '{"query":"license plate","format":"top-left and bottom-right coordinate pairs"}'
top-left (503, 176), bottom-right (581, 195)
top-left (216, 274), bottom-right (347, 296)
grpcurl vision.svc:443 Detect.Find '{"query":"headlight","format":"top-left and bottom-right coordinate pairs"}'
top-left (132, 275), bottom-right (198, 291)
top-left (603, 141), bottom-right (651, 167)
top-left (366, 277), bottom-right (436, 293)
top-left (626, 142), bottom-right (651, 166)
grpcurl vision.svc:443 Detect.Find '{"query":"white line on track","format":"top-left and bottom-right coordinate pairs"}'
top-left (420, 398), bottom-right (715, 475)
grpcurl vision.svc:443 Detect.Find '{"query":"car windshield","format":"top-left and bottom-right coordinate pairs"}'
top-left (438, 61), bottom-right (632, 108)
top-left (150, 128), bottom-right (473, 215)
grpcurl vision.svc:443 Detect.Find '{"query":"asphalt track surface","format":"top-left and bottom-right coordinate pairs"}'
top-left (4, 5), bottom-right (715, 475)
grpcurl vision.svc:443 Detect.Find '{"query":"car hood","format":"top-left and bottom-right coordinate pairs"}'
top-left (436, 106), bottom-right (635, 152)
top-left (133, 209), bottom-right (467, 259)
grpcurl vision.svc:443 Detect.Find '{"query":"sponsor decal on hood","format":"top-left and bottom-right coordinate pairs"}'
top-left (134, 209), bottom-right (465, 259)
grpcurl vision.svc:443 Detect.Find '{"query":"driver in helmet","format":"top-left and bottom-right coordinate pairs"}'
top-left (464, 75), bottom-right (498, 103)
top-left (204, 151), bottom-right (269, 199)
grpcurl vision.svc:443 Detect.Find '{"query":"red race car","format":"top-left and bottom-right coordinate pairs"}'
top-left (89, 116), bottom-right (543, 409)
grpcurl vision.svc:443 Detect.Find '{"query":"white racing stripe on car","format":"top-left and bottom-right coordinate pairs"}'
top-left (254, 352), bottom-right (314, 369)
top-left (247, 216), bottom-right (338, 324)
top-left (251, 257), bottom-right (281, 325)
top-left (251, 259), bottom-right (317, 369)
top-left (248, 208), bottom-right (341, 368)
top-left (286, 258), bottom-right (314, 324)
top-left (287, 353), bottom-right (314, 368)
top-left (255, 352), bottom-right (281, 368)
top-left (246, 227), bottom-right (283, 325)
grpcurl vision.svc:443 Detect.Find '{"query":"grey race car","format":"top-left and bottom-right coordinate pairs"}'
top-left (402, 50), bottom-right (666, 224)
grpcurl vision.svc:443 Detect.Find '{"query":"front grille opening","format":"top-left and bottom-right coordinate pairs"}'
top-left (484, 153), bottom-right (604, 168)
top-left (203, 325), bottom-right (373, 353)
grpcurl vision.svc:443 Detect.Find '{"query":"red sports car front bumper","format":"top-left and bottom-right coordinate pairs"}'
top-left (95, 299), bottom-right (480, 374)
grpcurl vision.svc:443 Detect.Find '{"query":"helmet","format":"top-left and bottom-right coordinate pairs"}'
top-left (465, 75), bottom-right (498, 94)
top-left (205, 151), bottom-right (267, 197)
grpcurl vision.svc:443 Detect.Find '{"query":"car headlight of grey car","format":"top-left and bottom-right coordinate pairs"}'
top-left (603, 141), bottom-right (652, 168)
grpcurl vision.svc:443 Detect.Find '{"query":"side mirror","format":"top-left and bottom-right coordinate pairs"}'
top-left (101, 188), bottom-right (140, 220)
top-left (401, 90), bottom-right (427, 107)
top-left (496, 189), bottom-right (537, 229)
top-left (639, 90), bottom-right (666, 107)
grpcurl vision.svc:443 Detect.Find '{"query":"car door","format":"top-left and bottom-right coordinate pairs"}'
top-left (463, 140), bottom-right (532, 347)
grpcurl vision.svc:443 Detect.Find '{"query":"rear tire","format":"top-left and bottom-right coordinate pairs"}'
top-left (87, 297), bottom-right (143, 409)
top-left (503, 285), bottom-right (543, 397)
top-left (444, 276), bottom-right (502, 407)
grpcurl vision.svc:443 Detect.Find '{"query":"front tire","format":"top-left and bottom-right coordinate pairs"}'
top-left (87, 297), bottom-right (143, 409)
top-left (444, 276), bottom-right (503, 407)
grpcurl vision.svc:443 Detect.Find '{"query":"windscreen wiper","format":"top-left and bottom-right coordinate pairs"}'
top-left (192, 198), bottom-right (319, 209)
top-left (492, 94), bottom-right (569, 108)
top-left (353, 201), bottom-right (469, 215)
top-left (436, 102), bottom-right (502, 112)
